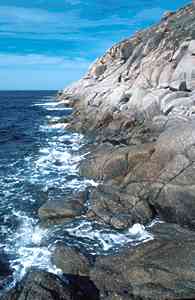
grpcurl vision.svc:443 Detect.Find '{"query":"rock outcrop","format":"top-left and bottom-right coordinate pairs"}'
top-left (2, 269), bottom-right (99, 300)
top-left (5, 224), bottom-right (195, 300)
top-left (1, 270), bottom-right (72, 300)
top-left (91, 222), bottom-right (195, 300)
top-left (52, 224), bottom-right (195, 300)
top-left (18, 3), bottom-right (195, 300)
top-left (77, 118), bottom-right (195, 230)
top-left (56, 3), bottom-right (195, 233)
top-left (49, 5), bottom-right (195, 297)
top-left (38, 191), bottom-right (88, 223)
top-left (63, 4), bottom-right (195, 131)
top-left (52, 244), bottom-right (91, 276)
top-left (38, 199), bottom-right (84, 220)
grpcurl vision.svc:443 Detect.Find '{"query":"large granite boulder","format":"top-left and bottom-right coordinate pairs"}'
top-left (124, 119), bottom-right (195, 230)
top-left (160, 91), bottom-right (190, 114)
top-left (38, 199), bottom-right (84, 220)
top-left (120, 41), bottom-right (133, 61)
top-left (87, 183), bottom-right (153, 230)
top-left (91, 63), bottom-right (107, 78)
top-left (170, 41), bottom-right (195, 91)
top-left (78, 117), bottom-right (195, 230)
top-left (149, 183), bottom-right (195, 230)
top-left (52, 245), bottom-right (99, 300)
top-left (52, 244), bottom-right (91, 276)
top-left (79, 143), bottom-right (129, 182)
top-left (90, 223), bottom-right (195, 300)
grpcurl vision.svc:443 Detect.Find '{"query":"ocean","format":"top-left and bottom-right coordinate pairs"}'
top-left (0, 91), bottom-right (151, 293)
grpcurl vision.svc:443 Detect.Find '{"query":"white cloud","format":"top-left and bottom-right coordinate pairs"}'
top-left (0, 4), bottom-right (165, 90)
top-left (0, 53), bottom-right (92, 89)
top-left (0, 53), bottom-right (91, 69)
top-left (0, 5), bottom-right (165, 40)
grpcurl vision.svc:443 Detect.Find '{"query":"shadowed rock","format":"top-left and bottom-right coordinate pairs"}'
top-left (0, 253), bottom-right (12, 280)
top-left (2, 268), bottom-right (100, 300)
top-left (1, 270), bottom-right (72, 300)
top-left (0, 252), bottom-right (12, 291)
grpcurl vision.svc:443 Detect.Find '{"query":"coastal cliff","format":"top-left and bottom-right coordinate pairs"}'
top-left (62, 3), bottom-right (195, 129)
top-left (57, 3), bottom-right (195, 232)
top-left (4, 2), bottom-right (195, 300)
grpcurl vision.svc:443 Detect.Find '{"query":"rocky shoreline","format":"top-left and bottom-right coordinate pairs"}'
top-left (3, 2), bottom-right (195, 300)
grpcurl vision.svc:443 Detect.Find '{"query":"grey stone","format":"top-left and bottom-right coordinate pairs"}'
top-left (52, 244), bottom-right (91, 276)
top-left (2, 270), bottom-right (72, 300)
top-left (38, 199), bottom-right (84, 220)
top-left (90, 223), bottom-right (195, 300)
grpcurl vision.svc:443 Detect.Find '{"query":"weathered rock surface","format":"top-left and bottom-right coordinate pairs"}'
top-left (90, 223), bottom-right (195, 300)
top-left (52, 244), bottom-right (91, 276)
top-left (57, 5), bottom-right (195, 231)
top-left (77, 117), bottom-right (195, 230)
top-left (86, 183), bottom-right (153, 230)
top-left (38, 191), bottom-right (87, 221)
top-left (4, 224), bottom-right (195, 300)
top-left (2, 269), bottom-right (100, 300)
top-left (2, 270), bottom-right (72, 300)
top-left (79, 143), bottom-right (129, 182)
top-left (62, 4), bottom-right (195, 131)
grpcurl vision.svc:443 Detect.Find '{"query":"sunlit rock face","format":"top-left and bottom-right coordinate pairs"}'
top-left (62, 3), bottom-right (195, 125)
top-left (57, 3), bottom-right (195, 233)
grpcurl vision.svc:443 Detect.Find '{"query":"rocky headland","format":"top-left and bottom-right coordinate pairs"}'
top-left (4, 2), bottom-right (195, 300)
top-left (58, 3), bottom-right (195, 232)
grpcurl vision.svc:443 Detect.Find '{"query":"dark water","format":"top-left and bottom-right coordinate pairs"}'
top-left (0, 91), bottom-right (152, 292)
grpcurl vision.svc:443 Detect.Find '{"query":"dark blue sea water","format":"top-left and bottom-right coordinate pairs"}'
top-left (0, 91), bottom-right (152, 293)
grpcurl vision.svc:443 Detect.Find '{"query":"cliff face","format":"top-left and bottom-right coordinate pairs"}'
top-left (53, 6), bottom-right (195, 295)
top-left (53, 1), bottom-right (195, 224)
top-left (62, 3), bottom-right (195, 125)
top-left (55, 2), bottom-right (195, 233)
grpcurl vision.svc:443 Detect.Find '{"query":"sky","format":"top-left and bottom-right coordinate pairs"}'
top-left (0, 0), bottom-right (191, 90)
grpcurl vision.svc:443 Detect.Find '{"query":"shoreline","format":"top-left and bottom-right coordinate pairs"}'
top-left (4, 3), bottom-right (195, 299)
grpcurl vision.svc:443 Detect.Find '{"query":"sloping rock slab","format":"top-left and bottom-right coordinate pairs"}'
top-left (90, 223), bottom-right (195, 300)
top-left (87, 183), bottom-right (153, 230)
top-left (38, 199), bottom-right (85, 220)
top-left (52, 244), bottom-right (91, 276)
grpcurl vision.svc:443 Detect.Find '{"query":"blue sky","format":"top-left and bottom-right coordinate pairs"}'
top-left (0, 0), bottom-right (190, 90)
